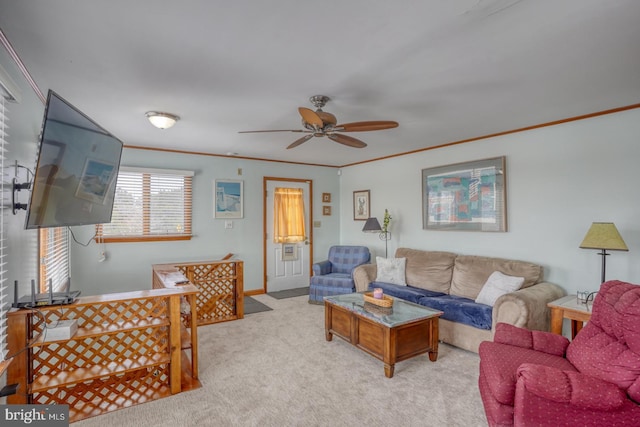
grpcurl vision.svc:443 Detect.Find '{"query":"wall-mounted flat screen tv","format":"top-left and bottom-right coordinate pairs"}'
top-left (25, 90), bottom-right (124, 229)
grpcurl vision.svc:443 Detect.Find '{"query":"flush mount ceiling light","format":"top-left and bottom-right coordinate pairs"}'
top-left (145, 111), bottom-right (180, 129)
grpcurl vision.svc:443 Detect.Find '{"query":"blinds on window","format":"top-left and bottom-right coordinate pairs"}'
top-left (0, 96), bottom-right (8, 360)
top-left (98, 167), bottom-right (193, 240)
top-left (39, 227), bottom-right (69, 292)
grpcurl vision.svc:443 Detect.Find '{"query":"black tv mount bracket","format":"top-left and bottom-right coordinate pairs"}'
top-left (12, 161), bottom-right (31, 214)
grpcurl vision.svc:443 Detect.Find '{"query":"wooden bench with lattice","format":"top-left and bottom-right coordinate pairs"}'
top-left (6, 286), bottom-right (199, 422)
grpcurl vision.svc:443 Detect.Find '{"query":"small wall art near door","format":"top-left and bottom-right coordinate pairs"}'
top-left (353, 190), bottom-right (370, 220)
top-left (214, 179), bottom-right (243, 218)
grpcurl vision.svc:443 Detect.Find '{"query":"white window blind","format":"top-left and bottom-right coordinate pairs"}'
top-left (0, 96), bottom-right (8, 361)
top-left (39, 227), bottom-right (69, 292)
top-left (98, 167), bottom-right (193, 241)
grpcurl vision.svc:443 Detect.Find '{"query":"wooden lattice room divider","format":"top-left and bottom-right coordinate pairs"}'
top-left (6, 286), bottom-right (199, 423)
top-left (153, 260), bottom-right (244, 326)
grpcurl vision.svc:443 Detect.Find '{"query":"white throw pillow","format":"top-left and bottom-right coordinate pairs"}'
top-left (375, 256), bottom-right (407, 286)
top-left (475, 271), bottom-right (525, 306)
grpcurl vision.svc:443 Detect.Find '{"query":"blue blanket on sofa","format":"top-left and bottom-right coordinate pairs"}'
top-left (368, 282), bottom-right (493, 330)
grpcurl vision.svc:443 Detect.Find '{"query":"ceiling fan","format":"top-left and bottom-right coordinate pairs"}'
top-left (239, 95), bottom-right (399, 149)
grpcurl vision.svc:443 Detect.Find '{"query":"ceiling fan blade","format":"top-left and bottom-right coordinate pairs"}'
top-left (287, 134), bottom-right (314, 149)
top-left (336, 121), bottom-right (399, 132)
top-left (327, 133), bottom-right (367, 148)
top-left (298, 107), bottom-right (324, 127)
top-left (238, 129), bottom-right (306, 133)
top-left (316, 111), bottom-right (337, 126)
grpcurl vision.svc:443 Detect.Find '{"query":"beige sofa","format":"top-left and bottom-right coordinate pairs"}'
top-left (353, 248), bottom-right (565, 353)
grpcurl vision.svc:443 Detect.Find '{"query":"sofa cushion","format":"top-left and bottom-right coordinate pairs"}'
top-left (478, 341), bottom-right (577, 406)
top-left (308, 281), bottom-right (355, 303)
top-left (494, 322), bottom-right (569, 356)
top-left (375, 256), bottom-right (406, 286)
top-left (516, 363), bottom-right (628, 411)
top-left (475, 271), bottom-right (525, 306)
top-left (395, 248), bottom-right (456, 293)
top-left (327, 245), bottom-right (371, 274)
top-left (310, 273), bottom-right (354, 289)
top-left (450, 255), bottom-right (543, 300)
top-left (588, 280), bottom-right (640, 352)
top-left (418, 295), bottom-right (493, 330)
top-left (566, 281), bottom-right (640, 402)
top-left (369, 282), bottom-right (446, 304)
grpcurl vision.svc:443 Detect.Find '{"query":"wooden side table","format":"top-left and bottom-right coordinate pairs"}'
top-left (547, 295), bottom-right (592, 339)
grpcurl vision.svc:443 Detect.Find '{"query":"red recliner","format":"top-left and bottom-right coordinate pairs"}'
top-left (478, 280), bottom-right (640, 426)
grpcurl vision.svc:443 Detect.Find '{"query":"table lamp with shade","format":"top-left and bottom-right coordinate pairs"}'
top-left (579, 222), bottom-right (628, 284)
top-left (362, 211), bottom-right (391, 258)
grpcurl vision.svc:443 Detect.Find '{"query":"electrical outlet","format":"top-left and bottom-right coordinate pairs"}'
top-left (225, 220), bottom-right (233, 229)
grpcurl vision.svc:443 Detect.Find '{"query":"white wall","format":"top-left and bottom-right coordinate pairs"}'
top-left (69, 148), bottom-right (340, 295)
top-left (339, 108), bottom-right (640, 295)
top-left (1, 48), bottom-right (43, 306)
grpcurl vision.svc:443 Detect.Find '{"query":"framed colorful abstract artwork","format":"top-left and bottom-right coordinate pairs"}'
top-left (422, 156), bottom-right (507, 232)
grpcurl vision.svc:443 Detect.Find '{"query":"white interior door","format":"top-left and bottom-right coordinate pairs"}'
top-left (265, 179), bottom-right (311, 292)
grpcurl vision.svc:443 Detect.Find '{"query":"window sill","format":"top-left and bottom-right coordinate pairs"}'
top-left (95, 235), bottom-right (192, 243)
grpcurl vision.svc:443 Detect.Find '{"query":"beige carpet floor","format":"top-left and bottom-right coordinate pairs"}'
top-left (76, 294), bottom-right (487, 427)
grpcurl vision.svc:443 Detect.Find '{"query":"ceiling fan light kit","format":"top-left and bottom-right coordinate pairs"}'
top-left (239, 95), bottom-right (398, 149)
top-left (146, 111), bottom-right (180, 129)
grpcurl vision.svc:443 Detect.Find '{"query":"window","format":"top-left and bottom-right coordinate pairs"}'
top-left (39, 227), bottom-right (69, 292)
top-left (1, 59), bottom-right (24, 369)
top-left (273, 187), bottom-right (306, 243)
top-left (97, 167), bottom-right (193, 242)
top-left (0, 96), bottom-right (8, 362)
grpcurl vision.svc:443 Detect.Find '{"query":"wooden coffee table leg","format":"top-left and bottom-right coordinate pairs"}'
top-left (428, 318), bottom-right (439, 362)
top-left (325, 302), bottom-right (333, 341)
top-left (384, 363), bottom-right (394, 378)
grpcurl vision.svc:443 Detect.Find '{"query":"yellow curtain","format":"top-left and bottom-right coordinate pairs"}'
top-left (273, 187), bottom-right (306, 243)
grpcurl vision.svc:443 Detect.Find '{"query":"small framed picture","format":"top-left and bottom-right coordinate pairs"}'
top-left (353, 190), bottom-right (370, 220)
top-left (214, 179), bottom-right (244, 218)
top-left (322, 193), bottom-right (331, 203)
top-left (282, 243), bottom-right (298, 261)
top-left (323, 206), bottom-right (331, 216)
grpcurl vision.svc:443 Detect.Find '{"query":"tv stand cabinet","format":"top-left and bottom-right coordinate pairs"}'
top-left (6, 286), bottom-right (199, 422)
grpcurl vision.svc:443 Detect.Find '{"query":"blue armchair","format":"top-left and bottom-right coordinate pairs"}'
top-left (308, 245), bottom-right (371, 304)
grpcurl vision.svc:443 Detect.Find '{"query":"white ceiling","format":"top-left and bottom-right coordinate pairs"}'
top-left (1, 0), bottom-right (639, 167)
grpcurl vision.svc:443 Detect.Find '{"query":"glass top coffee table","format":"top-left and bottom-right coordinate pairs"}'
top-left (324, 292), bottom-right (443, 378)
